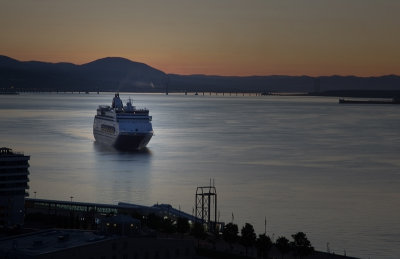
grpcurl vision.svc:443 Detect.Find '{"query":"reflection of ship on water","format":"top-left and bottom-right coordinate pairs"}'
top-left (93, 94), bottom-right (154, 150)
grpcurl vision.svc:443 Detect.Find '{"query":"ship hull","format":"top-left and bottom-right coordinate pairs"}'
top-left (93, 129), bottom-right (153, 150)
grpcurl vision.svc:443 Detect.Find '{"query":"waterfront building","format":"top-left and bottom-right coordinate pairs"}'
top-left (0, 147), bottom-right (30, 228)
top-left (25, 199), bottom-right (200, 224)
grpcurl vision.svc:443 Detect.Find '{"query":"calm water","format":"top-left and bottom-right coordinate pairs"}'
top-left (1, 93), bottom-right (399, 258)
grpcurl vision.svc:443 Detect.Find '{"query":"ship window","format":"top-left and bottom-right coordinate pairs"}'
top-left (101, 125), bottom-right (116, 134)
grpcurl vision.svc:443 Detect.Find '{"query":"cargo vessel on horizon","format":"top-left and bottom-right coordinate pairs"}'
top-left (93, 94), bottom-right (153, 150)
top-left (339, 97), bottom-right (400, 104)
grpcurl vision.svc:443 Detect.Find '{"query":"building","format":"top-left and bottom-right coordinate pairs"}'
top-left (0, 147), bottom-right (30, 228)
top-left (25, 199), bottom-right (202, 228)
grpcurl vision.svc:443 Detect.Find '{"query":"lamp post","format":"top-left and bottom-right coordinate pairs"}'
top-left (34, 191), bottom-right (37, 199)
top-left (70, 196), bottom-right (74, 202)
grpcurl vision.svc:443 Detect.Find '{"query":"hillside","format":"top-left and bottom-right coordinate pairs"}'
top-left (0, 55), bottom-right (167, 92)
top-left (1, 55), bottom-right (400, 94)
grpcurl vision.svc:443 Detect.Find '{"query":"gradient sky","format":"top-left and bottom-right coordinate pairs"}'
top-left (1, 0), bottom-right (399, 76)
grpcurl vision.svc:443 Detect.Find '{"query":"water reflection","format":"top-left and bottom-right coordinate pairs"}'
top-left (2, 93), bottom-right (400, 259)
top-left (91, 141), bottom-right (153, 205)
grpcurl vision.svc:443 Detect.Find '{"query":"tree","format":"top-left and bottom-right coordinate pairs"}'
top-left (276, 236), bottom-right (291, 259)
top-left (240, 223), bottom-right (257, 256)
top-left (191, 221), bottom-right (206, 247)
top-left (161, 217), bottom-right (176, 234)
top-left (290, 232), bottom-right (314, 259)
top-left (146, 213), bottom-right (162, 230)
top-left (177, 217), bottom-right (190, 235)
top-left (222, 222), bottom-right (238, 251)
top-left (255, 234), bottom-right (272, 258)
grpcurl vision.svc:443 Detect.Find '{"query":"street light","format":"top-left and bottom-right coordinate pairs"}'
top-left (34, 191), bottom-right (37, 199)
top-left (70, 196), bottom-right (74, 202)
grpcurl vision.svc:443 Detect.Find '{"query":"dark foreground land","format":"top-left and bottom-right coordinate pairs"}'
top-left (0, 228), bottom-right (359, 259)
top-left (0, 199), bottom-right (360, 259)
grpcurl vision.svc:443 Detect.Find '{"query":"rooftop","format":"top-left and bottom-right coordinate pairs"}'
top-left (0, 147), bottom-right (23, 156)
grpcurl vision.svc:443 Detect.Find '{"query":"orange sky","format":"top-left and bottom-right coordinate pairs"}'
top-left (1, 0), bottom-right (399, 76)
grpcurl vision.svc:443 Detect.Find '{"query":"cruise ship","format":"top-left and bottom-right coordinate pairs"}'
top-left (93, 94), bottom-right (153, 150)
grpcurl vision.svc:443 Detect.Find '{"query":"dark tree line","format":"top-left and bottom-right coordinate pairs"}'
top-left (221, 222), bottom-right (314, 259)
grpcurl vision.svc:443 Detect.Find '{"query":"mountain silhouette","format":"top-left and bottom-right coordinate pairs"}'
top-left (80, 57), bottom-right (167, 91)
top-left (0, 55), bottom-right (21, 68)
top-left (1, 55), bottom-right (399, 95)
top-left (0, 55), bottom-right (167, 92)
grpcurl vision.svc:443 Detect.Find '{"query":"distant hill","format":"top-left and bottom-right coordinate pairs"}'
top-left (168, 74), bottom-right (400, 94)
top-left (0, 55), bottom-right (167, 92)
top-left (168, 74), bottom-right (314, 92)
top-left (1, 55), bottom-right (400, 95)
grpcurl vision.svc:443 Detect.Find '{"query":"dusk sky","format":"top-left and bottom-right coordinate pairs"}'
top-left (1, 0), bottom-right (399, 76)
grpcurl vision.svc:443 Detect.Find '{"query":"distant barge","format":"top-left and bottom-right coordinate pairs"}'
top-left (339, 98), bottom-right (400, 104)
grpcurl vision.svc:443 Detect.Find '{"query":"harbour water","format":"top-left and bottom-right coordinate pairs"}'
top-left (0, 93), bottom-right (399, 258)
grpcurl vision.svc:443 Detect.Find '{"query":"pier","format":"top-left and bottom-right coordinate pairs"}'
top-left (25, 198), bottom-right (199, 222)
